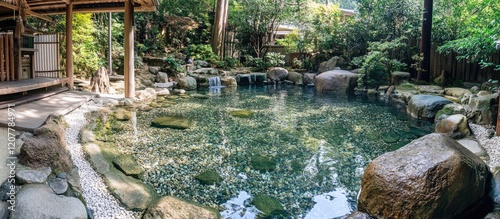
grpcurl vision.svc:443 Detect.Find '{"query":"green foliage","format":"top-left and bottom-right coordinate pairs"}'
top-left (162, 56), bottom-right (183, 74)
top-left (222, 57), bottom-right (239, 69)
top-left (245, 56), bottom-right (269, 72)
top-left (186, 44), bottom-right (220, 65)
top-left (434, 0), bottom-right (500, 70)
top-left (354, 38), bottom-right (407, 89)
top-left (265, 52), bottom-right (285, 67)
top-left (65, 13), bottom-right (100, 78)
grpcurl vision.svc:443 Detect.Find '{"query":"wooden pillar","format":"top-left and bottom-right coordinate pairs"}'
top-left (66, 3), bottom-right (74, 89)
top-left (124, 0), bottom-right (135, 98)
top-left (108, 12), bottom-right (113, 76)
top-left (418, 0), bottom-right (433, 82)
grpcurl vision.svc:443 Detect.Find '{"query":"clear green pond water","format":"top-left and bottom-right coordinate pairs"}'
top-left (115, 85), bottom-right (433, 218)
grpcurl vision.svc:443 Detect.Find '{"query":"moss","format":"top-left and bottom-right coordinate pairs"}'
top-left (397, 83), bottom-right (417, 90)
top-left (251, 195), bottom-right (285, 219)
top-left (410, 126), bottom-right (429, 138)
top-left (291, 160), bottom-right (304, 173)
top-left (230, 110), bottom-right (254, 118)
top-left (250, 155), bottom-right (276, 172)
top-left (435, 107), bottom-right (454, 121)
top-left (151, 116), bottom-right (191, 129)
top-left (194, 170), bottom-right (223, 185)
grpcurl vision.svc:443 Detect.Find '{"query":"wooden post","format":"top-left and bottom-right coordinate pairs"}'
top-left (9, 34), bottom-right (13, 80)
top-left (124, 0), bottom-right (135, 98)
top-left (108, 12), bottom-right (112, 76)
top-left (66, 3), bottom-right (74, 89)
top-left (0, 35), bottom-right (3, 82)
top-left (5, 35), bottom-right (9, 81)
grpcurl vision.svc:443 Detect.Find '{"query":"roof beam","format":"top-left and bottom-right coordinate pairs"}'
top-left (27, 9), bottom-right (53, 22)
top-left (30, 0), bottom-right (70, 6)
top-left (0, 2), bottom-right (18, 11)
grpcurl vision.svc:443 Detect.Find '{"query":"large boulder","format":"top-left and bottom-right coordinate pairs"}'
top-left (18, 123), bottom-right (72, 173)
top-left (267, 67), bottom-right (289, 81)
top-left (391, 71), bottom-right (411, 85)
top-left (435, 114), bottom-right (470, 139)
top-left (11, 184), bottom-right (87, 219)
top-left (143, 196), bottom-right (221, 219)
top-left (444, 87), bottom-right (472, 98)
top-left (358, 133), bottom-right (489, 219)
top-left (407, 95), bottom-right (452, 119)
top-left (155, 72), bottom-right (169, 83)
top-left (287, 72), bottom-right (303, 85)
top-left (315, 70), bottom-right (359, 95)
top-left (467, 93), bottom-right (499, 125)
top-left (177, 77), bottom-right (197, 91)
top-left (221, 76), bottom-right (237, 87)
top-left (318, 56), bottom-right (340, 73)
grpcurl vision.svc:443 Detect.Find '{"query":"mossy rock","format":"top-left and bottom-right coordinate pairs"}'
top-left (365, 132), bottom-right (379, 141)
top-left (166, 95), bottom-right (179, 100)
top-left (151, 116), bottom-right (191, 129)
top-left (397, 83), bottom-right (417, 90)
top-left (114, 109), bottom-right (133, 121)
top-left (290, 160), bottom-right (304, 173)
top-left (435, 106), bottom-right (454, 121)
top-left (250, 155), bottom-right (276, 172)
top-left (112, 154), bottom-right (145, 179)
top-left (382, 132), bottom-right (399, 143)
top-left (230, 110), bottom-right (254, 118)
top-left (194, 170), bottom-right (223, 185)
top-left (149, 102), bottom-right (160, 108)
top-left (251, 195), bottom-right (285, 219)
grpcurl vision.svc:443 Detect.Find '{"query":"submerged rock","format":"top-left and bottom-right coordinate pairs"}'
top-left (358, 133), bottom-right (489, 218)
top-left (250, 155), bottom-right (276, 172)
top-left (143, 196), bottom-right (221, 219)
top-left (230, 110), bottom-right (254, 118)
top-left (194, 170), bottom-right (223, 185)
top-left (251, 195), bottom-right (285, 218)
top-left (151, 116), bottom-right (191, 129)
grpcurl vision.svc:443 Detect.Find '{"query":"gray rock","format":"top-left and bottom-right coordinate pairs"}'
top-left (194, 68), bottom-right (217, 75)
top-left (303, 73), bottom-right (316, 85)
top-left (444, 87), bottom-right (472, 98)
top-left (156, 89), bottom-right (170, 96)
top-left (155, 72), bottom-right (169, 83)
top-left (149, 66), bottom-right (161, 75)
top-left (315, 70), bottom-right (359, 95)
top-left (135, 88), bottom-right (157, 103)
top-left (221, 76), bottom-right (237, 87)
top-left (16, 167), bottom-right (51, 184)
top-left (457, 139), bottom-right (487, 157)
top-left (267, 67), bottom-right (289, 81)
top-left (80, 129), bottom-right (96, 144)
top-left (391, 71), bottom-right (411, 85)
top-left (172, 89), bottom-right (186, 95)
top-left (318, 56), bottom-right (339, 73)
top-left (0, 181), bottom-right (17, 202)
top-left (177, 77), bottom-right (197, 91)
top-left (468, 94), bottom-right (498, 125)
top-left (18, 123), bottom-right (72, 173)
top-left (0, 201), bottom-right (9, 219)
top-left (112, 154), bottom-right (145, 179)
top-left (143, 196), bottom-right (220, 219)
top-left (48, 178), bottom-right (68, 195)
top-left (195, 60), bottom-right (210, 67)
top-left (17, 132), bottom-right (33, 141)
top-left (10, 184), bottom-right (87, 219)
top-left (345, 211), bottom-right (373, 219)
top-left (485, 212), bottom-right (500, 219)
top-left (435, 114), bottom-right (470, 139)
top-left (407, 95), bottom-right (452, 119)
top-left (67, 167), bottom-right (82, 194)
top-left (287, 72), bottom-right (303, 85)
top-left (416, 85), bottom-right (444, 95)
top-left (358, 133), bottom-right (489, 218)
top-left (236, 74), bottom-right (253, 85)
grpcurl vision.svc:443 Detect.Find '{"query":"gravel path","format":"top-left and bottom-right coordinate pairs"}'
top-left (470, 124), bottom-right (500, 170)
top-left (64, 97), bottom-right (137, 219)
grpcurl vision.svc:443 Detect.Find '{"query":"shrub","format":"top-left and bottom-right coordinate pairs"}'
top-left (245, 55), bottom-right (269, 72)
top-left (265, 52), bottom-right (285, 67)
top-left (186, 44), bottom-right (220, 65)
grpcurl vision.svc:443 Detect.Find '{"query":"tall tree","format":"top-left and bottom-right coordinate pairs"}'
top-left (418, 0), bottom-right (433, 81)
top-left (211, 0), bottom-right (229, 57)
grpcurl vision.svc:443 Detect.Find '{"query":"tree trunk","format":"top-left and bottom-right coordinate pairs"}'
top-left (418, 0), bottom-right (433, 82)
top-left (211, 0), bottom-right (228, 57)
top-left (90, 66), bottom-right (111, 94)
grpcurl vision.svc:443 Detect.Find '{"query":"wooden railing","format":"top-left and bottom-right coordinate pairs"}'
top-left (0, 32), bottom-right (15, 82)
top-left (0, 0), bottom-right (19, 6)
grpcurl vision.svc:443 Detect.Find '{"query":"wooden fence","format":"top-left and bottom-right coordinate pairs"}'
top-left (430, 45), bottom-right (500, 83)
top-left (34, 33), bottom-right (63, 78)
top-left (0, 32), bottom-right (14, 82)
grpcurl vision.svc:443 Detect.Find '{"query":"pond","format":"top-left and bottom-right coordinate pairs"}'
top-left (114, 85), bottom-right (433, 218)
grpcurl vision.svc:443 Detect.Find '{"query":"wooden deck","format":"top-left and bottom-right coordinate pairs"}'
top-left (0, 77), bottom-right (68, 95)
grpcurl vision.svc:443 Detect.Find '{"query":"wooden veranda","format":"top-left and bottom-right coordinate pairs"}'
top-left (0, 0), bottom-right (158, 98)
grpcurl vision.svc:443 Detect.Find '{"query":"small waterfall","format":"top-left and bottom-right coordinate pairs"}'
top-left (209, 76), bottom-right (222, 87)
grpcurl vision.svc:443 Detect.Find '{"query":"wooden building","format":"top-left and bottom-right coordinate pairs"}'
top-left (0, 0), bottom-right (158, 97)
